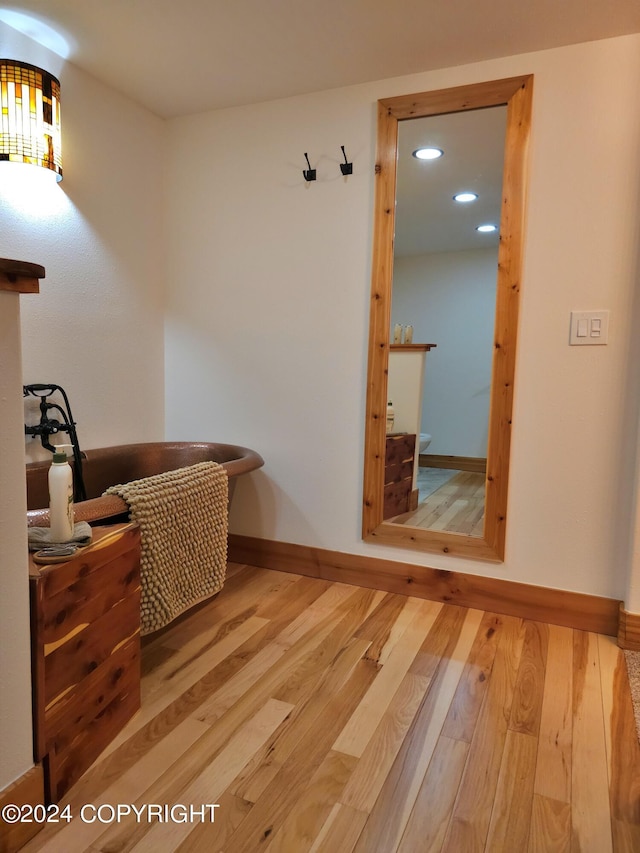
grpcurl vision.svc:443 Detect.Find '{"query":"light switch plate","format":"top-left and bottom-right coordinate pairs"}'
top-left (569, 310), bottom-right (609, 345)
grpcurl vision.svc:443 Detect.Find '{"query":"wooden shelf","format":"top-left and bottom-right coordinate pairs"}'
top-left (0, 257), bottom-right (45, 293)
top-left (390, 344), bottom-right (437, 352)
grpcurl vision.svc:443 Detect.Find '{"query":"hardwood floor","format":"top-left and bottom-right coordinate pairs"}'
top-left (392, 470), bottom-right (485, 535)
top-left (23, 563), bottom-right (640, 852)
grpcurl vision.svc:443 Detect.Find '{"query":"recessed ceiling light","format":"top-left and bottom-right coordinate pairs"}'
top-left (453, 192), bottom-right (478, 203)
top-left (412, 147), bottom-right (443, 160)
top-left (476, 224), bottom-right (498, 233)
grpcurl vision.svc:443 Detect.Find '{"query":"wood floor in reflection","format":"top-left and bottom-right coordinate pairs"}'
top-left (24, 563), bottom-right (640, 852)
top-left (393, 471), bottom-right (485, 535)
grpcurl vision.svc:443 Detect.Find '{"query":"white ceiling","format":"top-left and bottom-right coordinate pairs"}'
top-left (2, 0), bottom-right (640, 118)
top-left (4, 1), bottom-right (638, 258)
top-left (395, 107), bottom-right (507, 256)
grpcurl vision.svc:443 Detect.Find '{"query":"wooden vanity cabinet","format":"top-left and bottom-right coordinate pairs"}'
top-left (29, 523), bottom-right (141, 802)
top-left (383, 433), bottom-right (416, 519)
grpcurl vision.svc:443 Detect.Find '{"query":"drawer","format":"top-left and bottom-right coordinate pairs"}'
top-left (384, 459), bottom-right (414, 487)
top-left (385, 434), bottom-right (416, 466)
top-left (384, 480), bottom-right (413, 518)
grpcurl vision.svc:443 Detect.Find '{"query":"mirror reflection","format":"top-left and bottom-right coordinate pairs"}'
top-left (386, 106), bottom-right (507, 535)
top-left (362, 74), bottom-right (532, 561)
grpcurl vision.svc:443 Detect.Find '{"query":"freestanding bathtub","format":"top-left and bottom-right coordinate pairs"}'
top-left (26, 441), bottom-right (264, 526)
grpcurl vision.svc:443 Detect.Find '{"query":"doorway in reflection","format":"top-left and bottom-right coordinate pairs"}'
top-left (387, 106), bottom-right (506, 534)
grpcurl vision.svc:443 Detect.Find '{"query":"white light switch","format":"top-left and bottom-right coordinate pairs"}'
top-left (570, 310), bottom-right (609, 345)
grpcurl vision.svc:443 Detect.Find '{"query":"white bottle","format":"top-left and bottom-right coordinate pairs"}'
top-left (49, 444), bottom-right (74, 542)
top-left (386, 401), bottom-right (395, 434)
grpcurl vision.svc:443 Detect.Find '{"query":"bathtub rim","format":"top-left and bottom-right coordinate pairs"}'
top-left (26, 440), bottom-right (264, 527)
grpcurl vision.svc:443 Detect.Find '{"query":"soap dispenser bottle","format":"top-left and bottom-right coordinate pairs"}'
top-left (386, 401), bottom-right (395, 434)
top-left (49, 444), bottom-right (74, 542)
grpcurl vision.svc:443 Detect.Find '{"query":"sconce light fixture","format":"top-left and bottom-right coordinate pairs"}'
top-left (0, 59), bottom-right (62, 182)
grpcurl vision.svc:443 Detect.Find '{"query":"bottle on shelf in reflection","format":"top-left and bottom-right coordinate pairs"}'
top-left (386, 401), bottom-right (395, 434)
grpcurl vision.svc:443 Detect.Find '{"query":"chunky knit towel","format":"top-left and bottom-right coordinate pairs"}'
top-left (105, 461), bottom-right (228, 635)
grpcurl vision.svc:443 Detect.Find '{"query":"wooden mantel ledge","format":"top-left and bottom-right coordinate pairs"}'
top-left (0, 257), bottom-right (45, 293)
top-left (390, 343), bottom-right (437, 352)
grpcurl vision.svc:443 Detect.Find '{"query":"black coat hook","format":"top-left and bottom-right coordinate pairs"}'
top-left (340, 145), bottom-right (353, 176)
top-left (303, 153), bottom-right (316, 182)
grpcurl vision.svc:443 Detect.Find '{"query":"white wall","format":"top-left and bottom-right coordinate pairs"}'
top-left (165, 33), bottom-right (640, 600)
top-left (387, 349), bottom-right (425, 489)
top-left (0, 23), bottom-right (165, 788)
top-left (392, 248), bottom-right (497, 457)
top-left (0, 295), bottom-right (35, 789)
top-left (0, 24), bottom-right (166, 463)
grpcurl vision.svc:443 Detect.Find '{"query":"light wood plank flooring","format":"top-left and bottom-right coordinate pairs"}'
top-left (23, 563), bottom-right (640, 852)
top-left (392, 471), bottom-right (485, 535)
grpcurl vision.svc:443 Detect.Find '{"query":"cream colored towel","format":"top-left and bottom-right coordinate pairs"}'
top-left (105, 461), bottom-right (228, 635)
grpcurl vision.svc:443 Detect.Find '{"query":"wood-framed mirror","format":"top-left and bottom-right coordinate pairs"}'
top-left (363, 75), bottom-right (533, 562)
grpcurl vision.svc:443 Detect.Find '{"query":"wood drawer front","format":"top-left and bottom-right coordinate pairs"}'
top-left (41, 550), bottom-right (140, 647)
top-left (385, 434), bottom-right (416, 466)
top-left (44, 591), bottom-right (140, 707)
top-left (36, 525), bottom-right (140, 599)
top-left (45, 650), bottom-right (140, 802)
top-left (384, 480), bottom-right (412, 518)
top-left (44, 637), bottom-right (140, 754)
top-left (384, 459), bottom-right (414, 487)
